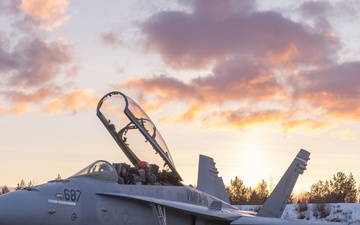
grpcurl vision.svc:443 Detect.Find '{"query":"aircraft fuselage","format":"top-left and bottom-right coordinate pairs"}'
top-left (0, 176), bottom-right (235, 225)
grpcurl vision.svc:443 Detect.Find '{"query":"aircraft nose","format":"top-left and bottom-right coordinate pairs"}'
top-left (0, 189), bottom-right (45, 225)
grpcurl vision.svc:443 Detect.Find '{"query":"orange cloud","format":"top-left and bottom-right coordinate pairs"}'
top-left (323, 30), bottom-right (337, 49)
top-left (20, 0), bottom-right (69, 31)
top-left (43, 89), bottom-right (99, 114)
top-left (180, 104), bottom-right (209, 121)
top-left (118, 76), bottom-right (197, 104)
top-left (214, 109), bottom-right (285, 129)
top-left (0, 105), bottom-right (28, 115)
top-left (0, 1), bottom-right (79, 116)
top-left (122, 58), bottom-right (283, 104)
top-left (0, 86), bottom-right (60, 114)
top-left (292, 61), bottom-right (360, 121)
top-left (115, 0), bottom-right (360, 132)
top-left (0, 35), bottom-right (78, 115)
top-left (267, 43), bottom-right (299, 64)
top-left (6, 86), bottom-right (59, 105)
top-left (119, 63), bottom-right (360, 131)
top-left (281, 119), bottom-right (331, 131)
top-left (159, 103), bottom-right (210, 123)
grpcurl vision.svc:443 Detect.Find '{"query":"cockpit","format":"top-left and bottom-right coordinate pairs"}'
top-left (70, 159), bottom-right (182, 186)
top-left (71, 160), bottom-right (118, 182)
top-left (91, 91), bottom-right (183, 186)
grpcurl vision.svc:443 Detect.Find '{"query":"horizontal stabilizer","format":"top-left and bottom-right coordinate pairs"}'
top-left (197, 155), bottom-right (230, 204)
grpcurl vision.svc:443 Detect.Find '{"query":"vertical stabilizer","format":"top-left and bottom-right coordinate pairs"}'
top-left (197, 155), bottom-right (230, 204)
top-left (257, 149), bottom-right (310, 218)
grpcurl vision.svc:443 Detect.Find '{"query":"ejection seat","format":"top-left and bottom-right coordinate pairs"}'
top-left (113, 163), bottom-right (130, 184)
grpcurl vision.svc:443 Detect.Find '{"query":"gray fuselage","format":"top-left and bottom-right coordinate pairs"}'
top-left (0, 175), bottom-right (237, 225)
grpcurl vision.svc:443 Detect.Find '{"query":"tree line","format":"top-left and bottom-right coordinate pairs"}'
top-left (0, 174), bottom-right (62, 195)
top-left (1, 172), bottom-right (359, 205)
top-left (0, 179), bottom-right (34, 195)
top-left (226, 172), bottom-right (359, 205)
top-left (306, 172), bottom-right (357, 203)
top-left (226, 177), bottom-right (270, 205)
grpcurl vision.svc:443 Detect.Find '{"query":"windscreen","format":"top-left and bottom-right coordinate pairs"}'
top-left (71, 160), bottom-right (118, 181)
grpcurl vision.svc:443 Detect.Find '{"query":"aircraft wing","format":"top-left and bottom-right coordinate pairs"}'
top-left (231, 215), bottom-right (347, 225)
top-left (96, 192), bottom-right (346, 225)
top-left (96, 192), bottom-right (240, 221)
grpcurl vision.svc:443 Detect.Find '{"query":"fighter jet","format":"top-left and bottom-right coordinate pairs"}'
top-left (0, 91), bottom-right (345, 225)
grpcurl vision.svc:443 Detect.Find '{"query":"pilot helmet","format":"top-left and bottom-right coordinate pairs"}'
top-left (138, 161), bottom-right (147, 169)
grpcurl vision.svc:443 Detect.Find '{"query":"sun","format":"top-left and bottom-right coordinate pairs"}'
top-left (219, 127), bottom-right (272, 188)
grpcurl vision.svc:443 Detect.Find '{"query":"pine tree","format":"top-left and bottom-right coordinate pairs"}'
top-left (55, 174), bottom-right (62, 180)
top-left (329, 172), bottom-right (357, 203)
top-left (248, 188), bottom-right (261, 205)
top-left (307, 180), bottom-right (330, 203)
top-left (287, 192), bottom-right (295, 204)
top-left (254, 179), bottom-right (269, 204)
top-left (247, 179), bottom-right (269, 205)
top-left (226, 176), bottom-right (250, 204)
top-left (27, 180), bottom-right (33, 188)
top-left (15, 179), bottom-right (27, 190)
top-left (344, 173), bottom-right (357, 203)
top-left (1, 185), bottom-right (10, 194)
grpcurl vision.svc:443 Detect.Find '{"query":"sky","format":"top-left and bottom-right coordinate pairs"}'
top-left (1, 0), bottom-right (360, 193)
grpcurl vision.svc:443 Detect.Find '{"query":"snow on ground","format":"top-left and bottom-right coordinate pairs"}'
top-left (236, 204), bottom-right (360, 224)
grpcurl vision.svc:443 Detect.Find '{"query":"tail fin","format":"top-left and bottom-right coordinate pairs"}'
top-left (197, 155), bottom-right (230, 204)
top-left (257, 149), bottom-right (310, 218)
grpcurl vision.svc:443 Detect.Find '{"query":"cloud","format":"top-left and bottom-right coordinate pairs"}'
top-left (118, 75), bottom-right (197, 105)
top-left (0, 36), bottom-right (77, 112)
top-left (0, 36), bottom-right (77, 114)
top-left (140, 0), bottom-right (335, 69)
top-left (0, 85), bottom-right (60, 114)
top-left (1, 37), bottom-right (74, 88)
top-left (0, 105), bottom-right (28, 115)
top-left (281, 119), bottom-right (331, 131)
top-left (0, 88), bottom-right (99, 115)
top-left (120, 64), bottom-right (284, 128)
top-left (292, 62), bottom-right (360, 120)
top-left (121, 58), bottom-right (281, 104)
top-left (99, 31), bottom-right (124, 47)
top-left (15, 0), bottom-right (69, 31)
top-left (193, 59), bottom-right (282, 102)
top-left (115, 0), bottom-right (360, 131)
top-left (4, 86), bottom-right (60, 105)
top-left (210, 108), bottom-right (285, 129)
top-left (43, 89), bottom-right (99, 114)
top-left (0, 0), bottom-right (80, 115)
top-left (297, 1), bottom-right (360, 22)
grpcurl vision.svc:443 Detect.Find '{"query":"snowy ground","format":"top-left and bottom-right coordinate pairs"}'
top-left (236, 204), bottom-right (360, 224)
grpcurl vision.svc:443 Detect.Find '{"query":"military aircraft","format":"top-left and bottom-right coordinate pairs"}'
top-left (0, 91), bottom-right (345, 225)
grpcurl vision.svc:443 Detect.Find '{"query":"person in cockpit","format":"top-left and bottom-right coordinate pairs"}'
top-left (135, 161), bottom-right (157, 184)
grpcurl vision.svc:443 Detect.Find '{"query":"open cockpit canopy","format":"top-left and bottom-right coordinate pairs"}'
top-left (96, 91), bottom-right (182, 182)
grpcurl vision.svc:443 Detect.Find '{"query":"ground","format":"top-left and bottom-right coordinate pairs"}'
top-left (236, 203), bottom-right (360, 224)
